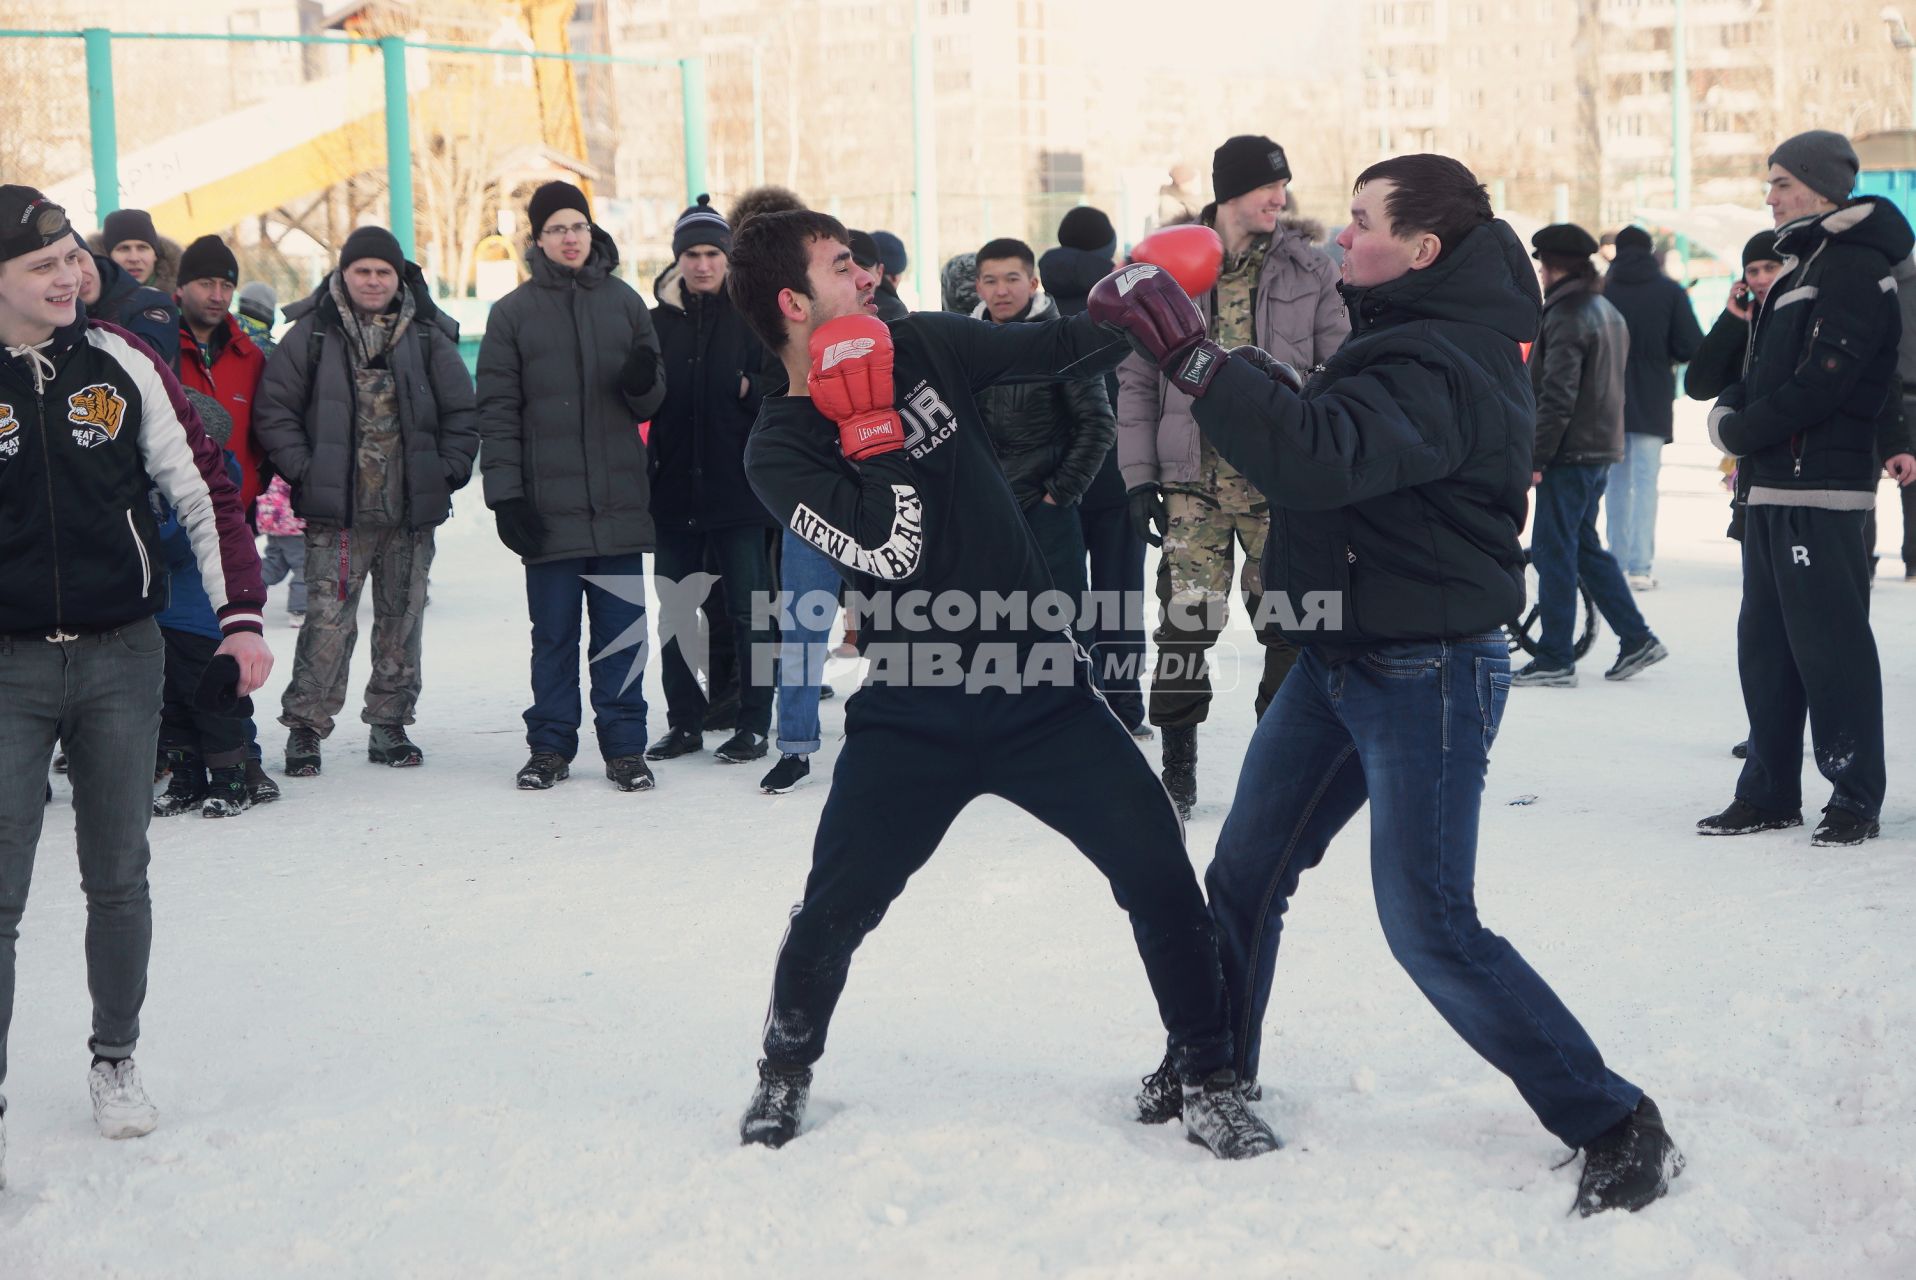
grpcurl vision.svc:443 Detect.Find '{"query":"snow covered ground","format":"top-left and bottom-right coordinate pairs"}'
top-left (6, 414), bottom-right (1915, 1278)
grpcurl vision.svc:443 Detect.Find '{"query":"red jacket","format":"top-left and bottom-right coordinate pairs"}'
top-left (177, 313), bottom-right (267, 507)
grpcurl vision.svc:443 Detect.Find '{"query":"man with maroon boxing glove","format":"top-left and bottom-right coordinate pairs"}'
top-left (1092, 156), bottom-right (1681, 1217)
top-left (725, 208), bottom-right (1277, 1160)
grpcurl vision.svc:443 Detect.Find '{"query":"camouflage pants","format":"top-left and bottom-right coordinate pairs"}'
top-left (280, 525), bottom-right (435, 736)
top-left (1148, 493), bottom-right (1298, 728)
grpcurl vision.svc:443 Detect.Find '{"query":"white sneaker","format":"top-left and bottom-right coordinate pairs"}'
top-left (89, 1059), bottom-right (159, 1139)
top-left (1626, 573), bottom-right (1657, 592)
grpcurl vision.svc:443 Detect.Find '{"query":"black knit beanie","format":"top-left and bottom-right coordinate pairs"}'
top-left (527, 181), bottom-right (591, 238)
top-left (1213, 135), bottom-right (1291, 205)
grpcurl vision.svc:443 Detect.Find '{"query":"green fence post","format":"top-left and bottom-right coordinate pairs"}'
top-left (380, 35), bottom-right (415, 259)
top-left (680, 57), bottom-right (708, 202)
top-left (82, 28), bottom-right (119, 219)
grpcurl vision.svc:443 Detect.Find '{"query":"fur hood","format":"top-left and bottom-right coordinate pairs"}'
top-left (86, 230), bottom-right (182, 294)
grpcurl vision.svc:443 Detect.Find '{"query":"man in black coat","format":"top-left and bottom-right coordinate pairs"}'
top-left (1602, 226), bottom-right (1702, 587)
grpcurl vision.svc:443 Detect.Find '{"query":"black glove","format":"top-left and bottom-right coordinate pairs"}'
top-left (192, 653), bottom-right (255, 720)
top-left (619, 342), bottom-right (659, 398)
top-left (1228, 345), bottom-right (1305, 394)
top-left (494, 498), bottom-right (547, 558)
top-left (1127, 484), bottom-right (1167, 548)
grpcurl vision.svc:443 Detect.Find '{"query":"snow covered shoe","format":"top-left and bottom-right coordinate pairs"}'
top-left (606, 755), bottom-right (656, 792)
top-left (1696, 798), bottom-right (1802, 836)
top-left (1512, 661), bottom-right (1577, 687)
top-left (285, 727), bottom-right (322, 777)
top-left (1574, 1095), bottom-right (1682, 1216)
top-left (644, 727), bottom-right (703, 760)
top-left (1811, 807), bottom-right (1880, 847)
top-left (153, 751), bottom-right (208, 817)
top-left (1182, 1070), bottom-right (1280, 1159)
top-left (1161, 725), bottom-right (1196, 819)
top-left (1604, 635), bottom-right (1668, 682)
top-left (760, 753), bottom-right (811, 794)
top-left (1137, 1053), bottom-right (1260, 1123)
top-left (715, 730), bottom-right (769, 764)
top-left (243, 758), bottom-right (279, 805)
top-left (368, 724), bottom-right (423, 767)
top-left (88, 1058), bottom-right (158, 1139)
top-left (740, 1059), bottom-right (811, 1148)
top-left (516, 751), bottom-right (570, 790)
top-left (200, 765), bottom-right (252, 818)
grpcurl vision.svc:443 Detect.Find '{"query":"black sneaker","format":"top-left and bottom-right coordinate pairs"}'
top-left (818, 683), bottom-right (837, 701)
top-left (1574, 1095), bottom-right (1683, 1216)
top-left (1136, 1052), bottom-right (1260, 1123)
top-left (1161, 725), bottom-right (1196, 819)
top-left (1604, 635), bottom-right (1668, 682)
top-left (1696, 798), bottom-right (1803, 836)
top-left (516, 752), bottom-right (570, 790)
top-left (740, 1059), bottom-right (812, 1148)
top-left (1811, 807), bottom-right (1880, 847)
top-left (1731, 739), bottom-right (1749, 759)
top-left (715, 730), bottom-right (770, 764)
top-left (153, 751), bottom-right (207, 817)
top-left (243, 759), bottom-right (280, 805)
top-left (368, 725), bottom-right (423, 767)
top-left (201, 765), bottom-right (252, 818)
top-left (760, 754), bottom-right (811, 794)
top-left (644, 727), bottom-right (704, 761)
top-left (1512, 660), bottom-right (1578, 687)
top-left (285, 727), bottom-right (322, 777)
top-left (606, 755), bottom-right (656, 792)
top-left (1182, 1070), bottom-right (1281, 1159)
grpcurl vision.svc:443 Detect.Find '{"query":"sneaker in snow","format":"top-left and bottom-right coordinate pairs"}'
top-left (1181, 1070), bottom-right (1280, 1159)
top-left (368, 724), bottom-right (423, 767)
top-left (200, 764), bottom-right (253, 818)
top-left (1604, 636), bottom-right (1668, 682)
top-left (1512, 661), bottom-right (1578, 687)
top-left (1811, 807), bottom-right (1880, 847)
top-left (89, 1058), bottom-right (158, 1139)
top-left (152, 753), bottom-right (208, 817)
top-left (1626, 573), bottom-right (1658, 592)
top-left (761, 754), bottom-right (811, 794)
top-left (714, 730), bottom-right (769, 764)
top-left (606, 755), bottom-right (656, 792)
top-left (243, 758), bottom-right (280, 805)
top-left (516, 751), bottom-right (570, 790)
top-left (1574, 1095), bottom-right (1682, 1216)
top-left (740, 1059), bottom-right (811, 1148)
top-left (1137, 1053), bottom-right (1261, 1124)
top-left (285, 727), bottom-right (322, 777)
top-left (1696, 798), bottom-right (1803, 836)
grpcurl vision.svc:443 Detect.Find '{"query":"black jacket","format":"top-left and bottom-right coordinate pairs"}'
top-left (1602, 247), bottom-right (1703, 442)
top-left (1710, 197), bottom-right (1914, 496)
top-left (1532, 277), bottom-right (1630, 467)
top-left (874, 281), bottom-right (911, 324)
top-left (1189, 219), bottom-right (1540, 647)
top-left (649, 271), bottom-right (779, 531)
top-left (970, 292), bottom-right (1116, 508)
top-left (1038, 245), bottom-right (1128, 511)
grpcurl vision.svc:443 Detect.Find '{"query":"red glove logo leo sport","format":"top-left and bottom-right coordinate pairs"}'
top-left (821, 336), bottom-right (877, 370)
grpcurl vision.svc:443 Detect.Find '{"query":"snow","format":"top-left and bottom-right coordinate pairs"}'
top-left (5, 415), bottom-right (1916, 1278)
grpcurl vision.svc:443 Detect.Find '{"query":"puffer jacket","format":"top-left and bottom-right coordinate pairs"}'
top-left (476, 230), bottom-right (666, 561)
top-left (1038, 244), bottom-right (1126, 511)
top-left (1531, 277), bottom-right (1630, 467)
top-left (1116, 218), bottom-right (1348, 489)
top-left (968, 291), bottom-right (1115, 508)
top-left (254, 263), bottom-right (478, 530)
top-left (1601, 247), bottom-right (1703, 442)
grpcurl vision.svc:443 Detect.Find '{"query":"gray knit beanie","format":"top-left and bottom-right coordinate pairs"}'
top-left (1768, 130), bottom-right (1859, 206)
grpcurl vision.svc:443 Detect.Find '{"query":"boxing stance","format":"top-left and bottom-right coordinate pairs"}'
top-left (1096, 155), bottom-right (1682, 1216)
top-left (726, 208), bottom-right (1276, 1159)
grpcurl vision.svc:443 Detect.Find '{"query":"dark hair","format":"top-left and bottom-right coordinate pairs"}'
top-left (974, 237), bottom-right (1035, 272)
top-left (728, 208), bottom-right (849, 352)
top-left (1538, 251), bottom-right (1600, 285)
top-left (1352, 154), bottom-right (1493, 264)
top-left (726, 185), bottom-right (805, 232)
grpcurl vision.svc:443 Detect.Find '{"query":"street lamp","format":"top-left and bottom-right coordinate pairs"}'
top-left (1884, 6), bottom-right (1916, 129)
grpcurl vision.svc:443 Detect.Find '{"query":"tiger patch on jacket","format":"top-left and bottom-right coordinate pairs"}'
top-left (0, 402), bottom-right (19, 459)
top-left (68, 382), bottom-right (128, 449)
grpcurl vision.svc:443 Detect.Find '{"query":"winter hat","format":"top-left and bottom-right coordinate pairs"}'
top-left (1530, 223), bottom-right (1600, 259)
top-left (178, 234), bottom-right (239, 285)
top-left (846, 230), bottom-right (881, 270)
top-left (872, 230), bottom-right (908, 277)
top-left (1742, 229), bottom-right (1783, 267)
top-left (527, 180), bottom-right (591, 238)
top-left (941, 251), bottom-right (979, 314)
top-left (672, 194), bottom-right (732, 257)
top-left (1057, 205), bottom-right (1117, 256)
top-left (1213, 135), bottom-right (1292, 205)
top-left (101, 207), bottom-right (160, 251)
top-left (1612, 225), bottom-right (1654, 254)
top-left (237, 281), bottom-right (277, 326)
top-left (120, 289), bottom-right (182, 368)
top-left (0, 185), bottom-right (73, 263)
top-left (1768, 130), bottom-right (1859, 206)
top-left (339, 225), bottom-right (406, 274)
top-left (183, 387), bottom-right (233, 447)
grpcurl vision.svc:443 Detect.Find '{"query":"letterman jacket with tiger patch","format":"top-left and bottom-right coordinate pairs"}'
top-left (0, 313), bottom-right (265, 636)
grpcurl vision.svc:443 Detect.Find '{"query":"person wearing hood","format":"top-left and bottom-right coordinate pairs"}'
top-left (1601, 226), bottom-right (1703, 589)
top-left (475, 181), bottom-right (666, 794)
top-left (255, 224), bottom-right (478, 778)
top-left (1116, 134), bottom-right (1349, 817)
top-left (940, 251), bottom-right (979, 314)
top-left (1094, 154), bottom-right (1680, 1217)
top-left (78, 242), bottom-right (181, 347)
top-left (1697, 131), bottom-right (1916, 848)
top-left (1040, 206), bottom-right (1150, 734)
top-left (89, 208), bottom-right (180, 293)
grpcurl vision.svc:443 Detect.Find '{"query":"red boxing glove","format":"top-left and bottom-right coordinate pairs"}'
top-left (1088, 262), bottom-right (1224, 397)
top-left (808, 314), bottom-right (905, 461)
top-left (1229, 345), bottom-right (1305, 394)
top-left (1131, 225), bottom-right (1224, 297)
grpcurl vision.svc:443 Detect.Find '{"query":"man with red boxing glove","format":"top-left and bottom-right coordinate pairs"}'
top-left (724, 208), bottom-right (1278, 1161)
top-left (1092, 155), bottom-right (1680, 1217)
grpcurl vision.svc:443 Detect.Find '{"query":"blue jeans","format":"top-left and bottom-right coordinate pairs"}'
top-left (1206, 637), bottom-right (1641, 1146)
top-left (1605, 433), bottom-right (1663, 578)
top-left (524, 553), bottom-right (650, 760)
top-left (1532, 464), bottom-right (1651, 669)
top-left (775, 530), bottom-right (842, 756)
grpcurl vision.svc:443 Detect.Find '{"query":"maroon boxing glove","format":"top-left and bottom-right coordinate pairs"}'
top-left (1087, 262), bottom-right (1225, 397)
top-left (1229, 345), bottom-right (1305, 394)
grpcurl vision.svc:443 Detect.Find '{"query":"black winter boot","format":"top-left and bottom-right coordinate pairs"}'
top-left (1161, 725), bottom-right (1197, 819)
top-left (1574, 1095), bottom-right (1683, 1216)
top-left (153, 750), bottom-right (207, 817)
